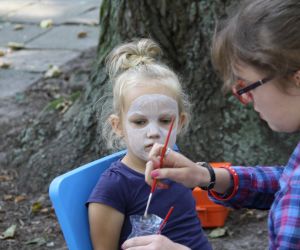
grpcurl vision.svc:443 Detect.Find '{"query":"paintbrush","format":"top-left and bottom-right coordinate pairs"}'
top-left (144, 117), bottom-right (175, 217)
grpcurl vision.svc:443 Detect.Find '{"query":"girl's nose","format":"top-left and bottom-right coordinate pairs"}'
top-left (146, 123), bottom-right (160, 138)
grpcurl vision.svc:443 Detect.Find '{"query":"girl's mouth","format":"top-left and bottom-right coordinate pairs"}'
top-left (145, 144), bottom-right (153, 151)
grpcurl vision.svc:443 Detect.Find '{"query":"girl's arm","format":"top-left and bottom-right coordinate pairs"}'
top-left (88, 203), bottom-right (124, 250)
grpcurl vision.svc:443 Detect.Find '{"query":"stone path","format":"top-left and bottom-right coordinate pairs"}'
top-left (0, 0), bottom-right (100, 98)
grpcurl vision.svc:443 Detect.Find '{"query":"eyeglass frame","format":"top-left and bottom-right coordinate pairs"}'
top-left (236, 77), bottom-right (273, 95)
top-left (232, 76), bottom-right (273, 104)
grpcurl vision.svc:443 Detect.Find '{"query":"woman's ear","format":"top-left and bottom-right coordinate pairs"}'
top-left (176, 113), bottom-right (188, 134)
top-left (109, 114), bottom-right (123, 137)
top-left (293, 70), bottom-right (300, 87)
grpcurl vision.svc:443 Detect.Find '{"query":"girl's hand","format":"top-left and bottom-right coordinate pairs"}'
top-left (122, 235), bottom-right (190, 250)
top-left (145, 143), bottom-right (210, 189)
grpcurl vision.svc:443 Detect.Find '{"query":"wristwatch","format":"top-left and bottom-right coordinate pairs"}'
top-left (197, 162), bottom-right (216, 190)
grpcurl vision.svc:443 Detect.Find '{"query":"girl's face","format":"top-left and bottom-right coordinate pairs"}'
top-left (122, 85), bottom-right (180, 162)
top-left (234, 64), bottom-right (300, 132)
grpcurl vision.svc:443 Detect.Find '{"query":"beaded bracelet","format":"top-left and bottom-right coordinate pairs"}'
top-left (209, 165), bottom-right (239, 201)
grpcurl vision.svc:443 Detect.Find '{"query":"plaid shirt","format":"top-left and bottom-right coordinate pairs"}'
top-left (209, 142), bottom-right (300, 250)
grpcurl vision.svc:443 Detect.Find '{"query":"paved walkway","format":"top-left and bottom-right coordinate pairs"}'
top-left (0, 0), bottom-right (100, 98)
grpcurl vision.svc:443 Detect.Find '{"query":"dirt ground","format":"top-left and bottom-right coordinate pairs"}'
top-left (0, 48), bottom-right (269, 250)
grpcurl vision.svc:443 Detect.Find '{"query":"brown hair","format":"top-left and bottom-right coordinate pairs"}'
top-left (212, 0), bottom-right (300, 90)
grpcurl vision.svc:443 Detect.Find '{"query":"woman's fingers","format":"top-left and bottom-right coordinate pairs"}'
top-left (122, 235), bottom-right (158, 249)
top-left (145, 161), bottom-right (155, 186)
top-left (122, 235), bottom-right (190, 250)
top-left (152, 168), bottom-right (194, 188)
top-left (148, 143), bottom-right (163, 159)
top-left (146, 143), bottom-right (206, 188)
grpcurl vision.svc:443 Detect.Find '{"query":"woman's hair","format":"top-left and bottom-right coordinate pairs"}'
top-left (212, 0), bottom-right (300, 90)
top-left (102, 38), bottom-right (191, 149)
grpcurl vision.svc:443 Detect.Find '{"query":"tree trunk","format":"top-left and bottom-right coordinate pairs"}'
top-left (12, 0), bottom-right (299, 193)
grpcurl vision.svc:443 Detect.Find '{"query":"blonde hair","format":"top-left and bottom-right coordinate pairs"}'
top-left (102, 38), bottom-right (191, 149)
top-left (212, 0), bottom-right (300, 91)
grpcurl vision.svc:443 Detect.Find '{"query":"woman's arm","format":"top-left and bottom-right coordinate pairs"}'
top-left (89, 203), bottom-right (124, 250)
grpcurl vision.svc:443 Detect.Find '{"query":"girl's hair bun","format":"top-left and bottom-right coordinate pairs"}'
top-left (106, 38), bottom-right (162, 79)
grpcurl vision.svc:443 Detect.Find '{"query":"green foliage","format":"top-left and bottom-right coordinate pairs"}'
top-left (45, 91), bottom-right (81, 111)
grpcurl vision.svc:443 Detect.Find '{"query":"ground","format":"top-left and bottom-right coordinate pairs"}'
top-left (0, 48), bottom-right (269, 250)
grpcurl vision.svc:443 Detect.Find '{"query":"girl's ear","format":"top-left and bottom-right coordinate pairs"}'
top-left (176, 113), bottom-right (187, 134)
top-left (109, 114), bottom-right (123, 137)
top-left (293, 70), bottom-right (300, 87)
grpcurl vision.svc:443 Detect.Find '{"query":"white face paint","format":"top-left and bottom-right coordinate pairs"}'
top-left (125, 94), bottom-right (179, 161)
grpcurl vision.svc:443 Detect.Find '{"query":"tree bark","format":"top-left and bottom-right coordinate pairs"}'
top-left (12, 0), bottom-right (299, 193)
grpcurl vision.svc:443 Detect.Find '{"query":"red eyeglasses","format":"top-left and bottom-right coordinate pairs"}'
top-left (232, 77), bottom-right (273, 105)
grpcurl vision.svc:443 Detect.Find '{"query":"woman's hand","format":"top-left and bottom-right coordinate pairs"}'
top-left (122, 235), bottom-right (190, 250)
top-left (145, 143), bottom-right (210, 189)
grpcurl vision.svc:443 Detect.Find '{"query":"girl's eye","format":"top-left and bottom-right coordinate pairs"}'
top-left (132, 120), bottom-right (147, 126)
top-left (160, 118), bottom-right (171, 124)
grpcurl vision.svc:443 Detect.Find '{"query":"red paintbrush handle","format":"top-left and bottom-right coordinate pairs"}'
top-left (157, 206), bottom-right (174, 234)
top-left (151, 117), bottom-right (175, 193)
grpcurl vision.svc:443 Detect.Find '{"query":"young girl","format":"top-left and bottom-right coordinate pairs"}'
top-left (87, 39), bottom-right (212, 250)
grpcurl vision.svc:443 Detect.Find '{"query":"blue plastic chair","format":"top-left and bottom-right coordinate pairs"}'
top-left (49, 150), bottom-right (126, 250)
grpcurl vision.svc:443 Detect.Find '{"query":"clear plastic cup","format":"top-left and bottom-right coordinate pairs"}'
top-left (127, 214), bottom-right (163, 239)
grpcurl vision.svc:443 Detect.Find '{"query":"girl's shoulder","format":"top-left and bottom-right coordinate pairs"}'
top-left (103, 160), bottom-right (144, 180)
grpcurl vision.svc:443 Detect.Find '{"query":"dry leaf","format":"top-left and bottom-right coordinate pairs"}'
top-left (0, 224), bottom-right (17, 239)
top-left (40, 19), bottom-right (53, 28)
top-left (25, 237), bottom-right (46, 246)
top-left (31, 202), bottom-right (43, 213)
top-left (0, 61), bottom-right (11, 69)
top-left (14, 195), bottom-right (26, 203)
top-left (0, 175), bottom-right (12, 181)
top-left (77, 31), bottom-right (87, 38)
top-left (3, 194), bottom-right (13, 201)
top-left (14, 24), bottom-right (24, 31)
top-left (44, 65), bottom-right (62, 78)
top-left (7, 42), bottom-right (25, 50)
top-left (46, 242), bottom-right (55, 247)
top-left (40, 208), bottom-right (50, 214)
top-left (208, 227), bottom-right (227, 238)
top-left (60, 100), bottom-right (72, 114)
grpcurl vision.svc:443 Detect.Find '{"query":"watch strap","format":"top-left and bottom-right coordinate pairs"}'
top-left (197, 162), bottom-right (216, 190)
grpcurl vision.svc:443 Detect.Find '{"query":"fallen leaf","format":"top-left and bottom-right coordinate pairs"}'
top-left (0, 175), bottom-right (12, 181)
top-left (25, 237), bottom-right (46, 246)
top-left (3, 194), bottom-right (13, 201)
top-left (0, 62), bottom-right (11, 69)
top-left (44, 65), bottom-right (62, 78)
top-left (46, 242), bottom-right (55, 247)
top-left (0, 50), bottom-right (5, 57)
top-left (31, 202), bottom-right (43, 213)
top-left (14, 195), bottom-right (27, 203)
top-left (240, 209), bottom-right (254, 220)
top-left (15, 93), bottom-right (25, 102)
top-left (60, 100), bottom-right (72, 114)
top-left (40, 19), bottom-right (53, 28)
top-left (40, 208), bottom-right (50, 214)
top-left (77, 31), bottom-right (87, 38)
top-left (208, 227), bottom-right (227, 238)
top-left (14, 24), bottom-right (24, 30)
top-left (7, 42), bottom-right (25, 50)
top-left (0, 224), bottom-right (17, 239)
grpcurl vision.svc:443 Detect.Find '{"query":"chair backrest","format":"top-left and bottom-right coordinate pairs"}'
top-left (49, 150), bottom-right (126, 250)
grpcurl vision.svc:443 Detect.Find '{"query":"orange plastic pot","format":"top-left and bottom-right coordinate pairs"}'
top-left (192, 162), bottom-right (231, 228)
